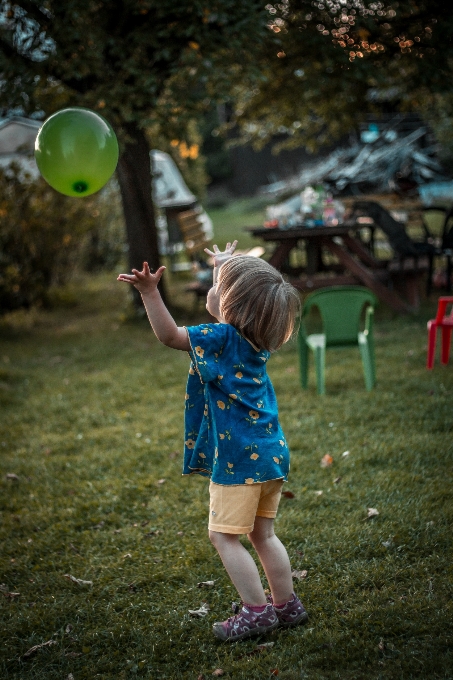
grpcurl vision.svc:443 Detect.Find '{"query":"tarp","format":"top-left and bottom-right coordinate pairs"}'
top-left (151, 150), bottom-right (196, 208)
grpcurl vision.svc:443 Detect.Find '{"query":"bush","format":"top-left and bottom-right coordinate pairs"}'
top-left (0, 163), bottom-right (125, 313)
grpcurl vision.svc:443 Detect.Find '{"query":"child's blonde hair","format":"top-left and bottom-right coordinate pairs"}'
top-left (217, 255), bottom-right (300, 352)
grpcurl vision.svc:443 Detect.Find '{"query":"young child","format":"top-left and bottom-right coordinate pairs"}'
top-left (117, 241), bottom-right (308, 642)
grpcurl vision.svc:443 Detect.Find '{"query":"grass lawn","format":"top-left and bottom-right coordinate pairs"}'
top-left (206, 196), bottom-right (271, 250)
top-left (1, 214), bottom-right (452, 679)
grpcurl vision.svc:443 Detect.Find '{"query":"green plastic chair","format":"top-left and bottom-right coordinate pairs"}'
top-left (298, 286), bottom-right (378, 395)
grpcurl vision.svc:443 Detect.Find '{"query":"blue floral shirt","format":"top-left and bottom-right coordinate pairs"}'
top-left (183, 323), bottom-right (289, 486)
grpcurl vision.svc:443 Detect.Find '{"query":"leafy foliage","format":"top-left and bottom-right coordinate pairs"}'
top-left (0, 164), bottom-right (124, 313)
top-left (230, 0), bottom-right (453, 151)
top-left (0, 1), bottom-right (271, 141)
top-left (0, 1), bottom-right (273, 302)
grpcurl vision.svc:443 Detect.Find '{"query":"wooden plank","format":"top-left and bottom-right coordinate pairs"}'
top-left (180, 225), bottom-right (205, 239)
top-left (177, 209), bottom-right (210, 255)
top-left (323, 238), bottom-right (411, 313)
top-left (342, 233), bottom-right (386, 269)
top-left (268, 239), bottom-right (298, 270)
top-left (179, 217), bottom-right (203, 230)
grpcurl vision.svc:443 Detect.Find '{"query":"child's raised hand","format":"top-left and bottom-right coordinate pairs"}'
top-left (117, 262), bottom-right (166, 295)
top-left (204, 241), bottom-right (238, 268)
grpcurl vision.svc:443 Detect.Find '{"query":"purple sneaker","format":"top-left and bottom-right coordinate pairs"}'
top-left (212, 602), bottom-right (279, 642)
top-left (267, 592), bottom-right (308, 628)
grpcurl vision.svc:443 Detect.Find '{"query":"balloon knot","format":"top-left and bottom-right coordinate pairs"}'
top-left (73, 181), bottom-right (88, 193)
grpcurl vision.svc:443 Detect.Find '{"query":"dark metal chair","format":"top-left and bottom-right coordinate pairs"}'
top-left (351, 200), bottom-right (438, 295)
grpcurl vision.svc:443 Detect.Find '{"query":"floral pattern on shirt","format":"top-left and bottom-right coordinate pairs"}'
top-left (182, 323), bottom-right (289, 486)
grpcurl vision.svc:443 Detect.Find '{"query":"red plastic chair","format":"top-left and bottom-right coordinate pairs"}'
top-left (427, 297), bottom-right (453, 369)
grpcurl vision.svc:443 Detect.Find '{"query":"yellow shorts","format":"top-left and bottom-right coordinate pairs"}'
top-left (208, 479), bottom-right (284, 534)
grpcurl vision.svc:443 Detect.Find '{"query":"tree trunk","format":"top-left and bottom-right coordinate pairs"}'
top-left (116, 123), bottom-right (166, 307)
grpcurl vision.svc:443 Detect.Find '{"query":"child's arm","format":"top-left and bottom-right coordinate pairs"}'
top-left (204, 241), bottom-right (238, 285)
top-left (117, 263), bottom-right (190, 351)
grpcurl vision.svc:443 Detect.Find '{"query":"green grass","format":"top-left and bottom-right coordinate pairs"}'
top-left (207, 196), bottom-right (271, 249)
top-left (1, 262), bottom-right (452, 678)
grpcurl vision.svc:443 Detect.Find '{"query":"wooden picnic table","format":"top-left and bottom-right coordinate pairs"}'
top-left (246, 222), bottom-right (421, 313)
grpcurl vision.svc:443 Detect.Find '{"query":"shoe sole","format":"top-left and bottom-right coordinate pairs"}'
top-left (212, 619), bottom-right (279, 642)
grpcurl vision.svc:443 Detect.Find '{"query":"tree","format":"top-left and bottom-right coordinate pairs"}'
top-left (230, 0), bottom-right (453, 153)
top-left (0, 1), bottom-right (270, 303)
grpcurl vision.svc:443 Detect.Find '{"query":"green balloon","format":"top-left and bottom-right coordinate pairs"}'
top-left (34, 108), bottom-right (119, 197)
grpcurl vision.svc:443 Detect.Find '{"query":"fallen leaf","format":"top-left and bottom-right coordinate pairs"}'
top-left (157, 478), bottom-right (166, 485)
top-left (123, 553), bottom-right (132, 559)
top-left (63, 574), bottom-right (93, 586)
top-left (314, 490), bottom-right (323, 496)
top-left (333, 476), bottom-right (342, 484)
top-left (366, 508), bottom-right (379, 519)
top-left (320, 454), bottom-right (333, 468)
top-left (378, 638), bottom-right (385, 651)
top-left (177, 531), bottom-right (184, 536)
top-left (342, 450), bottom-right (350, 457)
top-left (270, 670), bottom-right (279, 677)
top-left (67, 674), bottom-right (75, 680)
top-left (189, 603), bottom-right (210, 617)
top-left (6, 473), bottom-right (19, 481)
top-left (65, 624), bottom-right (73, 634)
top-left (212, 670), bottom-right (224, 677)
top-left (197, 580), bottom-right (216, 588)
top-left (292, 569), bottom-right (308, 580)
top-left (22, 639), bottom-right (57, 659)
top-left (282, 490), bottom-right (295, 499)
top-left (113, 529), bottom-right (121, 534)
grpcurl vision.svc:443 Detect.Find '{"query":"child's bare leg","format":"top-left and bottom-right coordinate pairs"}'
top-left (209, 530), bottom-right (267, 605)
top-left (247, 516), bottom-right (293, 605)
